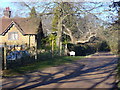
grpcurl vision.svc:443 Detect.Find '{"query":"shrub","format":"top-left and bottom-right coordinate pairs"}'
top-left (67, 40), bottom-right (110, 56)
top-left (67, 43), bottom-right (96, 56)
top-left (98, 41), bottom-right (111, 52)
top-left (74, 43), bottom-right (96, 56)
top-left (67, 43), bottom-right (75, 51)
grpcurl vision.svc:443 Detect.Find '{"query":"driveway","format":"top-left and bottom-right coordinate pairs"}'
top-left (1, 52), bottom-right (118, 89)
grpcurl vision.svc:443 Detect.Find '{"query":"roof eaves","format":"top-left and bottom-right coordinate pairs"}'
top-left (1, 22), bottom-right (13, 35)
top-left (12, 21), bottom-right (25, 35)
top-left (1, 21), bottom-right (25, 36)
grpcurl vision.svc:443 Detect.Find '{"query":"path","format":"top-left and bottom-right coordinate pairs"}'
top-left (1, 52), bottom-right (118, 89)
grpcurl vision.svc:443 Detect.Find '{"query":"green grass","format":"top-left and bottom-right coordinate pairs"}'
top-left (3, 56), bottom-right (84, 77)
top-left (116, 53), bottom-right (120, 87)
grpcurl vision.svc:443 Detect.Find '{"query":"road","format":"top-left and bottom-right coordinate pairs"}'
top-left (1, 52), bottom-right (118, 89)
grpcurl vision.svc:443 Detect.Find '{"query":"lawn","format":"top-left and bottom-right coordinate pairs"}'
top-left (117, 53), bottom-right (120, 88)
top-left (3, 56), bottom-right (84, 77)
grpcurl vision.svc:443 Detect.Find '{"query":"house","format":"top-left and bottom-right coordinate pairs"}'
top-left (0, 7), bottom-right (43, 48)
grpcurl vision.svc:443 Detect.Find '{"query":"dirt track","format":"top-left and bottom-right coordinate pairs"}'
top-left (1, 52), bottom-right (118, 89)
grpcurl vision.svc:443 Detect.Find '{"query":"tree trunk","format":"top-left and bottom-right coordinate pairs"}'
top-left (60, 41), bottom-right (62, 56)
top-left (64, 44), bottom-right (68, 55)
top-left (56, 18), bottom-right (62, 56)
top-left (3, 44), bottom-right (7, 70)
top-left (51, 39), bottom-right (54, 57)
top-left (63, 24), bottom-right (76, 44)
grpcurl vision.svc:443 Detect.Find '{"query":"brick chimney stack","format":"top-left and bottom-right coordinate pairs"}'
top-left (3, 7), bottom-right (11, 18)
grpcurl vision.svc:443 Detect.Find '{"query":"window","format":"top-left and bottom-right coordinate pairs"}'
top-left (8, 32), bottom-right (19, 40)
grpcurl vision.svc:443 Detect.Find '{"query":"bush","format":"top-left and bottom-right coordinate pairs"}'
top-left (67, 40), bottom-right (110, 56)
top-left (67, 43), bottom-right (75, 51)
top-left (74, 43), bottom-right (96, 56)
top-left (74, 45), bottom-right (84, 56)
top-left (98, 41), bottom-right (111, 52)
top-left (67, 43), bottom-right (96, 56)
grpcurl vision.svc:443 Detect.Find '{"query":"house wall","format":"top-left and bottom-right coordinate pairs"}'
top-left (0, 24), bottom-right (36, 47)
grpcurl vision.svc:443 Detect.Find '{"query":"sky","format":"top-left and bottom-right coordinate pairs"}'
top-left (0, 2), bottom-right (22, 17)
top-left (0, 2), bottom-right (53, 17)
top-left (0, 0), bottom-right (120, 2)
top-left (0, 1), bottom-right (119, 23)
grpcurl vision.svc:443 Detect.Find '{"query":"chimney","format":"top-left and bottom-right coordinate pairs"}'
top-left (3, 7), bottom-right (11, 18)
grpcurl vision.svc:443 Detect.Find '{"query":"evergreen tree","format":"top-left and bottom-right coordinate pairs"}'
top-left (37, 18), bottom-right (44, 49)
top-left (52, 2), bottom-right (77, 35)
top-left (52, 2), bottom-right (77, 55)
top-left (29, 7), bottom-right (37, 18)
top-left (29, 7), bottom-right (44, 49)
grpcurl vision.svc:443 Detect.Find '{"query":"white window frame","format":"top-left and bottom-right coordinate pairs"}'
top-left (8, 32), bottom-right (19, 40)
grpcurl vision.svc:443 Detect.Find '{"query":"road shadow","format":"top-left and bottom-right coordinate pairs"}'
top-left (92, 52), bottom-right (115, 56)
top-left (2, 52), bottom-right (118, 89)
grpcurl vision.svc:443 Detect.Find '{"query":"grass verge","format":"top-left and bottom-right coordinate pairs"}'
top-left (116, 53), bottom-right (120, 88)
top-left (3, 56), bottom-right (84, 77)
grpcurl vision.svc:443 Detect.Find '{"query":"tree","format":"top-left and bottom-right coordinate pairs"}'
top-left (29, 7), bottom-right (44, 49)
top-left (16, 2), bottom-right (116, 54)
top-left (29, 7), bottom-right (37, 18)
top-left (102, 2), bottom-right (120, 54)
top-left (37, 18), bottom-right (44, 49)
top-left (52, 2), bottom-right (81, 55)
top-left (52, 2), bottom-right (101, 55)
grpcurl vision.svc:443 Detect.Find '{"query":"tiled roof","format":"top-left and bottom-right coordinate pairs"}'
top-left (0, 17), bottom-right (41, 35)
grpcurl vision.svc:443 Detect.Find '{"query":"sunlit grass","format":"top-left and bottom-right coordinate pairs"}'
top-left (3, 56), bottom-right (84, 77)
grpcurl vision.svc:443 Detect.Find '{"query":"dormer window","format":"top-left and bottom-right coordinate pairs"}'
top-left (8, 32), bottom-right (18, 40)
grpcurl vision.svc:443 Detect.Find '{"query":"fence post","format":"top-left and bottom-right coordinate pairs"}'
top-left (3, 44), bottom-right (7, 70)
top-left (35, 41), bottom-right (37, 60)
